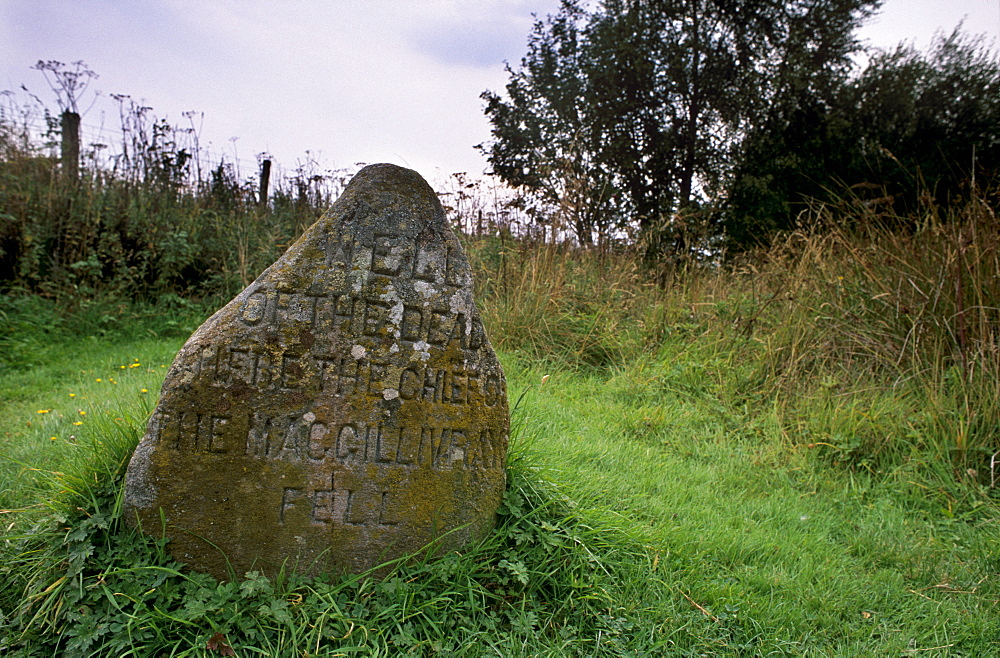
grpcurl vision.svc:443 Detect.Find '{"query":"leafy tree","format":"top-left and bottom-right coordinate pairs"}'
top-left (722, 75), bottom-right (861, 248)
top-left (480, 0), bottom-right (881, 251)
top-left (850, 28), bottom-right (1000, 211)
top-left (480, 2), bottom-right (620, 244)
top-left (725, 26), bottom-right (1000, 247)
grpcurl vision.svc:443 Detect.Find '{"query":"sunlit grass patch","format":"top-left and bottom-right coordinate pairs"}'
top-left (0, 337), bottom-right (178, 519)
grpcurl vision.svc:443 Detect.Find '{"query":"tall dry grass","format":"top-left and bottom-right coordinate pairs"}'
top-left (728, 199), bottom-right (998, 474)
top-left (466, 236), bottom-right (678, 368)
top-left (465, 194), bottom-right (1000, 492)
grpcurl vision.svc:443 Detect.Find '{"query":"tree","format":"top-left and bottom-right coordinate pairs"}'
top-left (849, 28), bottom-right (1000, 211)
top-left (724, 26), bottom-right (1000, 246)
top-left (480, 2), bottom-right (622, 244)
top-left (480, 0), bottom-right (881, 251)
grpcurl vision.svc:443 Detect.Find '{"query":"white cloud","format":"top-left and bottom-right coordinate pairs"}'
top-left (1, 0), bottom-right (994, 182)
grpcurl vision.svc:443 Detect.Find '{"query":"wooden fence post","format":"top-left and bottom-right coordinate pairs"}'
top-left (258, 159), bottom-right (272, 207)
top-left (61, 111), bottom-right (80, 184)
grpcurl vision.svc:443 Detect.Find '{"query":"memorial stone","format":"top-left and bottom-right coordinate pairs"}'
top-left (123, 164), bottom-right (509, 580)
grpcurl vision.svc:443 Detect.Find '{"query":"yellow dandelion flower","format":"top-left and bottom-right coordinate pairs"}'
top-left (79, 410), bottom-right (86, 416)
top-left (73, 421), bottom-right (83, 426)
top-left (50, 436), bottom-right (57, 441)
top-left (69, 393), bottom-right (76, 397)
top-left (96, 378), bottom-right (102, 382)
top-left (120, 365), bottom-right (126, 369)
top-left (37, 409), bottom-right (50, 414)
top-left (141, 388), bottom-right (149, 393)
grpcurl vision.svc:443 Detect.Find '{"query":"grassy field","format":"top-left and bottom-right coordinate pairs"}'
top-left (2, 214), bottom-right (1000, 655)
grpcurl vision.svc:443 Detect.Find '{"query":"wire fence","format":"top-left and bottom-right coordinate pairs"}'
top-left (0, 85), bottom-right (540, 242)
top-left (0, 88), bottom-right (294, 187)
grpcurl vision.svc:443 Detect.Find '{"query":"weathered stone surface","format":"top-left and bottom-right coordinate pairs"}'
top-left (123, 164), bottom-right (509, 580)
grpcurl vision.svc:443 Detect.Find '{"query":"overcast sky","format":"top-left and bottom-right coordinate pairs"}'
top-left (1, 0), bottom-right (998, 183)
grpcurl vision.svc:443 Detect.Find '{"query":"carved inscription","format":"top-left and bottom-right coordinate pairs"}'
top-left (320, 226), bottom-right (467, 288)
top-left (145, 220), bottom-right (507, 529)
top-left (256, 416), bottom-right (502, 470)
top-left (280, 478), bottom-right (400, 527)
top-left (184, 343), bottom-right (504, 406)
top-left (237, 290), bottom-right (487, 349)
top-left (149, 408), bottom-right (502, 471)
top-left (235, 225), bottom-right (478, 349)
top-left (124, 164), bottom-right (508, 579)
top-left (151, 411), bottom-right (231, 453)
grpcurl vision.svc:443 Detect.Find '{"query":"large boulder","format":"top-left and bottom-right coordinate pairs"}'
top-left (124, 163), bottom-right (509, 580)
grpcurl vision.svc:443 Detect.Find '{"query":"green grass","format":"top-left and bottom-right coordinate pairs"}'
top-left (1, 340), bottom-right (659, 655)
top-left (3, 86), bottom-right (999, 653)
top-left (513, 354), bottom-right (1000, 654)
top-left (2, 327), bottom-right (998, 654)
top-left (0, 295), bottom-right (204, 512)
top-left (3, 206), bottom-right (1000, 654)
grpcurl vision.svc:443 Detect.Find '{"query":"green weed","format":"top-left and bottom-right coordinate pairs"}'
top-left (1, 380), bottom-right (662, 656)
